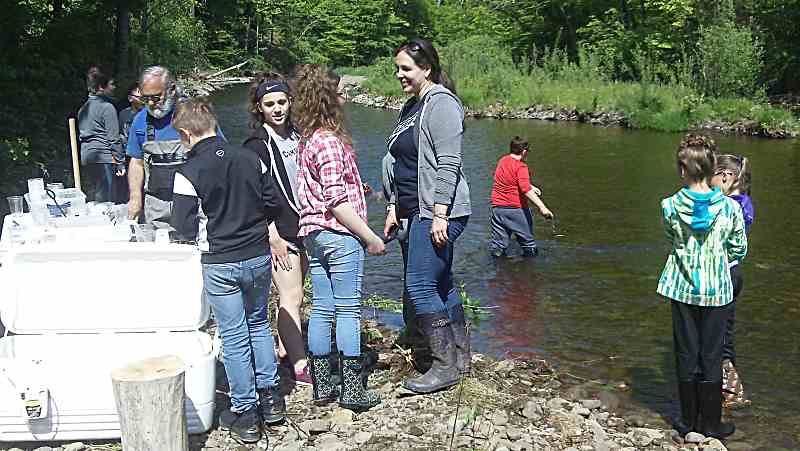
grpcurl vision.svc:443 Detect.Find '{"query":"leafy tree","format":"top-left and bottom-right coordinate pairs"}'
top-left (697, 20), bottom-right (764, 98)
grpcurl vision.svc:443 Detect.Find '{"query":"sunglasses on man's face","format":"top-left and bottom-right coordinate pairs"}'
top-left (140, 93), bottom-right (165, 104)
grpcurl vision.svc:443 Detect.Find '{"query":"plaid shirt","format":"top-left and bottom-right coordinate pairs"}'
top-left (297, 129), bottom-right (367, 237)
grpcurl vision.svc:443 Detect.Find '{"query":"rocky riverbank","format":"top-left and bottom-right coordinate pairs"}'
top-left (1, 319), bottom-right (739, 451)
top-left (341, 76), bottom-right (797, 139)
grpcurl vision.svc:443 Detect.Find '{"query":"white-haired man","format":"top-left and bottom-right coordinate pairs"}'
top-left (126, 65), bottom-right (196, 224)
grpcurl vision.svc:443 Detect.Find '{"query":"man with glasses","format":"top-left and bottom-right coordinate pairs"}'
top-left (125, 65), bottom-right (189, 225)
top-left (119, 83), bottom-right (143, 148)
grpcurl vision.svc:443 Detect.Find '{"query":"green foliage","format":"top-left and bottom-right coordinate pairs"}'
top-left (348, 37), bottom-right (799, 135)
top-left (363, 294), bottom-right (403, 314)
top-left (128, 0), bottom-right (208, 73)
top-left (696, 21), bottom-right (764, 99)
top-left (457, 282), bottom-right (492, 322)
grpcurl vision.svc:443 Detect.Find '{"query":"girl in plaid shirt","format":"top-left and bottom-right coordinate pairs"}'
top-left (292, 65), bottom-right (385, 412)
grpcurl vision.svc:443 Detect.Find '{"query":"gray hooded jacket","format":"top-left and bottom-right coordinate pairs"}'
top-left (382, 84), bottom-right (471, 219)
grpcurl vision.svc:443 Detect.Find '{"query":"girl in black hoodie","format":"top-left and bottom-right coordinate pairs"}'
top-left (243, 72), bottom-right (311, 385)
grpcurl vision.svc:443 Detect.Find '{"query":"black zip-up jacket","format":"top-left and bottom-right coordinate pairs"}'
top-left (243, 126), bottom-right (301, 241)
top-left (171, 136), bottom-right (281, 264)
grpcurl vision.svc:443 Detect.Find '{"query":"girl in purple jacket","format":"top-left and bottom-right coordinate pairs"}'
top-left (711, 154), bottom-right (754, 409)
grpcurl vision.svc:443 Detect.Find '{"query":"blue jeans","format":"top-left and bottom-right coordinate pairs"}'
top-left (405, 215), bottom-right (468, 316)
top-left (202, 254), bottom-right (278, 413)
top-left (303, 230), bottom-right (364, 357)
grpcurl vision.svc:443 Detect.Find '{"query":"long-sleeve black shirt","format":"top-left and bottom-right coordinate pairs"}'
top-left (171, 136), bottom-right (281, 264)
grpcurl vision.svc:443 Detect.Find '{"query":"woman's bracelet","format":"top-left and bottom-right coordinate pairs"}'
top-left (434, 213), bottom-right (449, 221)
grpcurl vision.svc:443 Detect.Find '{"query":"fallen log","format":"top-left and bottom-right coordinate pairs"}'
top-left (203, 60), bottom-right (250, 80)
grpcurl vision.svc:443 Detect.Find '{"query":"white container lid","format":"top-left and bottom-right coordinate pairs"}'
top-left (0, 243), bottom-right (208, 334)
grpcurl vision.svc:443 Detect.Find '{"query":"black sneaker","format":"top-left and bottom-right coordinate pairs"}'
top-left (258, 387), bottom-right (286, 425)
top-left (221, 407), bottom-right (261, 444)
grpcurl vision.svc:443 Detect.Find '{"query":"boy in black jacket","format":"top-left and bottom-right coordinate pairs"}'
top-left (171, 98), bottom-right (283, 445)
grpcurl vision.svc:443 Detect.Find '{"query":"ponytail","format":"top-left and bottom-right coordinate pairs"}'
top-left (436, 70), bottom-right (457, 95)
top-left (736, 155), bottom-right (752, 195)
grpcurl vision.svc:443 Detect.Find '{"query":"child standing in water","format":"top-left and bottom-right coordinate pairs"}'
top-left (711, 154), bottom-right (754, 408)
top-left (489, 136), bottom-right (554, 258)
top-left (657, 134), bottom-right (747, 440)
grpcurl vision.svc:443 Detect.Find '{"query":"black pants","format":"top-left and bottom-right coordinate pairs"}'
top-left (722, 266), bottom-right (743, 364)
top-left (672, 300), bottom-right (733, 383)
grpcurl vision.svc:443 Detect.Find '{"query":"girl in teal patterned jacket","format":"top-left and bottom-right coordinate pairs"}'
top-left (657, 134), bottom-right (747, 441)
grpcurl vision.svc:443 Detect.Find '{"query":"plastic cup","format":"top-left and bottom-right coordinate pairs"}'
top-left (30, 207), bottom-right (49, 226)
top-left (27, 178), bottom-right (45, 195)
top-left (155, 229), bottom-right (171, 244)
top-left (7, 196), bottom-right (24, 216)
top-left (133, 224), bottom-right (156, 242)
top-left (46, 182), bottom-right (64, 191)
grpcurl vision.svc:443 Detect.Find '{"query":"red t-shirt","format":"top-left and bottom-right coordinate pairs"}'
top-left (491, 154), bottom-right (532, 208)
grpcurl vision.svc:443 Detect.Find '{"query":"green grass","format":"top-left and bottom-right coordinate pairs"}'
top-left (340, 38), bottom-right (799, 136)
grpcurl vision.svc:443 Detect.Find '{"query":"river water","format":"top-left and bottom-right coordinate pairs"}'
top-left (213, 86), bottom-right (799, 449)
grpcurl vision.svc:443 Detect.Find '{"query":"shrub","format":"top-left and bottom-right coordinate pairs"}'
top-left (696, 21), bottom-right (764, 99)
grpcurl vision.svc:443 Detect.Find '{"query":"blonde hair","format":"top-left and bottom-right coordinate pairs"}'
top-left (715, 154), bottom-right (752, 195)
top-left (290, 64), bottom-right (351, 145)
top-left (676, 133), bottom-right (717, 183)
top-left (173, 97), bottom-right (218, 136)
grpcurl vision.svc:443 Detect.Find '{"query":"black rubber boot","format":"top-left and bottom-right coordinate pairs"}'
top-left (449, 305), bottom-right (471, 376)
top-left (226, 407), bottom-right (262, 444)
top-left (338, 353), bottom-right (380, 412)
top-left (257, 387), bottom-right (286, 426)
top-left (308, 353), bottom-right (338, 405)
top-left (397, 294), bottom-right (425, 349)
top-left (403, 312), bottom-right (460, 394)
top-left (698, 381), bottom-right (735, 439)
top-left (674, 380), bottom-right (699, 436)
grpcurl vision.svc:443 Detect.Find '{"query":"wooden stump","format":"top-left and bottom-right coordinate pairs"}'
top-left (111, 355), bottom-right (188, 451)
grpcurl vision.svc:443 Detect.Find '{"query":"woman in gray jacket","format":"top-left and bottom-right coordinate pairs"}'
top-left (383, 38), bottom-right (471, 394)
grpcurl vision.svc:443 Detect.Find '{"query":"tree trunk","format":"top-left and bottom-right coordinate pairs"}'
top-left (52, 0), bottom-right (63, 19)
top-left (111, 355), bottom-right (188, 451)
top-left (619, 0), bottom-right (636, 29)
top-left (114, 0), bottom-right (132, 78)
top-left (245, 15), bottom-right (251, 54)
top-left (557, 4), bottom-right (578, 60)
top-left (141, 0), bottom-right (149, 35)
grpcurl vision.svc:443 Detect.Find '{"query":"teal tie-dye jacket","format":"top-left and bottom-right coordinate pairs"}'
top-left (657, 188), bottom-right (748, 306)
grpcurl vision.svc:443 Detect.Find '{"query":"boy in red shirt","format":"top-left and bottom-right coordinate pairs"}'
top-left (489, 136), bottom-right (554, 257)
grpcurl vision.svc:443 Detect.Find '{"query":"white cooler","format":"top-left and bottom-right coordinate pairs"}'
top-left (0, 243), bottom-right (218, 441)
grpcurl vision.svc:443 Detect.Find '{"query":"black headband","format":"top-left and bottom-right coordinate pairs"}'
top-left (256, 82), bottom-right (289, 100)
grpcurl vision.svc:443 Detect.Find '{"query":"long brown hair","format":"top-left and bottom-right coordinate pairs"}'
top-left (290, 64), bottom-right (351, 145)
top-left (395, 38), bottom-right (456, 94)
top-left (247, 71), bottom-right (290, 130)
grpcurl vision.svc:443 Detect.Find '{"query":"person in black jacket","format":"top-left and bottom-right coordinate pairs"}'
top-left (170, 98), bottom-right (284, 445)
top-left (243, 72), bottom-right (311, 386)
